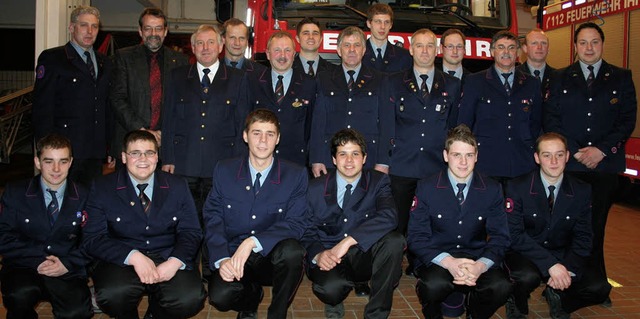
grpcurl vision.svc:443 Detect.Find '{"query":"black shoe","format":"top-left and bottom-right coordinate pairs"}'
top-left (236, 311), bottom-right (257, 319)
top-left (325, 302), bottom-right (345, 319)
top-left (354, 282), bottom-right (370, 297)
top-left (543, 287), bottom-right (570, 319)
top-left (505, 296), bottom-right (526, 319)
top-left (601, 296), bottom-right (612, 308)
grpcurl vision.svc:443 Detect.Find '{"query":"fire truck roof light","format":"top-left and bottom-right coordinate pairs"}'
top-left (625, 168), bottom-right (638, 177)
top-left (562, 2), bottom-right (573, 9)
top-left (575, 0), bottom-right (586, 4)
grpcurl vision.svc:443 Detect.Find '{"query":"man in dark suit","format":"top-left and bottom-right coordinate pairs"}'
top-left (304, 128), bottom-right (404, 319)
top-left (543, 22), bottom-right (637, 306)
top-left (203, 109), bottom-right (309, 319)
top-left (516, 28), bottom-right (555, 96)
top-left (439, 28), bottom-right (472, 85)
top-left (82, 130), bottom-right (205, 319)
top-left (109, 8), bottom-right (189, 163)
top-left (293, 17), bottom-right (336, 77)
top-left (221, 18), bottom-right (267, 74)
top-left (408, 125), bottom-right (512, 319)
top-left (389, 28), bottom-right (461, 238)
top-left (0, 134), bottom-right (92, 319)
top-left (362, 3), bottom-right (411, 73)
top-left (32, 5), bottom-right (112, 187)
top-left (310, 26), bottom-right (393, 178)
top-left (504, 132), bottom-right (611, 319)
top-left (161, 24), bottom-right (249, 213)
top-left (458, 31), bottom-right (542, 183)
top-left (247, 31), bottom-right (316, 167)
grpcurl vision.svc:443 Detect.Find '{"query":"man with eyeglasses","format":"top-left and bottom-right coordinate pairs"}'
top-left (362, 3), bottom-right (412, 73)
top-left (457, 30), bottom-right (542, 187)
top-left (544, 22), bottom-right (637, 307)
top-left (110, 8), bottom-right (189, 168)
top-left (439, 28), bottom-right (471, 85)
top-left (83, 130), bottom-right (206, 318)
top-left (516, 28), bottom-right (555, 96)
top-left (293, 17), bottom-right (336, 77)
top-left (246, 31), bottom-right (316, 167)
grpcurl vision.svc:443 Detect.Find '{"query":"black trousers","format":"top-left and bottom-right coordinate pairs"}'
top-left (415, 257), bottom-right (512, 319)
top-left (569, 171), bottom-right (617, 287)
top-left (182, 175), bottom-right (213, 278)
top-left (0, 266), bottom-right (92, 319)
top-left (504, 252), bottom-right (611, 314)
top-left (92, 261), bottom-right (205, 319)
top-left (390, 175), bottom-right (420, 235)
top-left (209, 238), bottom-right (305, 319)
top-left (307, 231), bottom-right (405, 319)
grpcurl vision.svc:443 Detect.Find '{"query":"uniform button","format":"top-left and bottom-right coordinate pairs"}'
top-left (508, 113), bottom-right (512, 117)
top-left (588, 98), bottom-right (593, 102)
top-left (343, 218), bottom-right (348, 222)
top-left (227, 205), bottom-right (231, 208)
top-left (201, 124), bottom-right (205, 128)
top-left (507, 101), bottom-right (511, 105)
top-left (508, 137), bottom-right (512, 141)
top-left (72, 221), bottom-right (77, 226)
top-left (478, 216), bottom-right (483, 221)
top-left (344, 233), bottom-right (348, 237)
top-left (347, 125), bottom-right (351, 128)
top-left (201, 112), bottom-right (206, 116)
top-left (566, 216), bottom-right (571, 220)
top-left (348, 98), bottom-right (352, 102)
top-left (200, 137), bottom-right (205, 141)
top-left (173, 217), bottom-right (177, 221)
top-left (25, 218), bottom-right (30, 223)
top-left (533, 213), bottom-right (537, 217)
top-left (587, 113), bottom-right (592, 117)
top-left (365, 214), bottom-right (369, 218)
top-left (202, 101), bottom-right (206, 104)
top-left (255, 101), bottom-right (260, 104)
top-left (421, 133), bottom-right (425, 137)
top-left (587, 128), bottom-right (591, 132)
top-left (252, 215), bottom-right (256, 219)
top-left (507, 125), bottom-right (511, 129)
top-left (300, 149), bottom-right (305, 153)
top-left (588, 142), bottom-right (592, 146)
top-left (437, 214), bottom-right (442, 218)
top-left (95, 121), bottom-right (98, 124)
top-left (420, 147), bottom-right (424, 151)
top-left (457, 235), bottom-right (462, 239)
top-left (456, 245), bottom-right (461, 248)
top-left (278, 208), bottom-right (283, 213)
top-left (146, 226), bottom-right (149, 230)
top-left (422, 119), bottom-right (426, 123)
top-left (478, 142), bottom-right (481, 146)
top-left (544, 241), bottom-right (549, 245)
top-left (47, 245), bottom-right (52, 250)
top-left (146, 240), bottom-right (150, 245)
top-left (275, 150), bottom-right (280, 154)
top-left (348, 111), bottom-right (352, 115)
top-left (116, 217), bottom-right (121, 222)
top-left (372, 140), bottom-right (376, 143)
top-left (458, 220), bottom-right (462, 224)
top-left (251, 230), bottom-right (255, 234)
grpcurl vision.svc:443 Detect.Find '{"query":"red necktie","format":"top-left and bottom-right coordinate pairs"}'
top-left (149, 53), bottom-right (162, 130)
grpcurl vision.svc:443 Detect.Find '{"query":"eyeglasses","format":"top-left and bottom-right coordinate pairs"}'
top-left (444, 44), bottom-right (465, 51)
top-left (493, 45), bottom-right (517, 52)
top-left (126, 150), bottom-right (157, 158)
top-left (142, 26), bottom-right (165, 33)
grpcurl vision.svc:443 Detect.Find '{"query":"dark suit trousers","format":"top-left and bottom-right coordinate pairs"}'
top-left (504, 252), bottom-right (611, 314)
top-left (0, 266), bottom-right (92, 319)
top-left (415, 256), bottom-right (512, 319)
top-left (209, 239), bottom-right (305, 319)
top-left (69, 158), bottom-right (103, 188)
top-left (569, 171), bottom-right (618, 284)
top-left (390, 175), bottom-right (419, 235)
top-left (92, 261), bottom-right (205, 319)
top-left (308, 231), bottom-right (405, 319)
top-left (182, 175), bottom-right (213, 277)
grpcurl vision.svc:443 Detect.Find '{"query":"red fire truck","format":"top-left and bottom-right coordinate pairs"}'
top-left (216, 0), bottom-right (519, 72)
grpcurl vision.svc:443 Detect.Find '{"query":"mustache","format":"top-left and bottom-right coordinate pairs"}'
top-left (277, 57), bottom-right (288, 63)
top-left (145, 35), bottom-right (161, 42)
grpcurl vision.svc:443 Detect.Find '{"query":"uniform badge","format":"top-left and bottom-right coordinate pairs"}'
top-left (611, 146), bottom-right (617, 154)
top-left (36, 65), bottom-right (45, 79)
top-left (203, 88), bottom-right (209, 94)
top-left (410, 196), bottom-right (418, 212)
top-left (292, 99), bottom-right (302, 108)
top-left (610, 98), bottom-right (618, 104)
top-left (399, 104), bottom-right (404, 112)
top-left (435, 104), bottom-right (442, 112)
top-left (442, 92), bottom-right (448, 97)
top-left (358, 80), bottom-right (365, 88)
top-left (81, 210), bottom-right (88, 227)
top-left (522, 106), bottom-right (529, 112)
top-left (505, 198), bottom-right (514, 213)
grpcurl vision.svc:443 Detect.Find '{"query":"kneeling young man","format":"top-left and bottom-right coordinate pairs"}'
top-left (82, 130), bottom-right (205, 318)
top-left (304, 128), bottom-right (405, 318)
top-left (0, 134), bottom-right (93, 319)
top-left (203, 109), bottom-right (309, 319)
top-left (504, 132), bottom-right (611, 319)
top-left (408, 124), bottom-right (512, 319)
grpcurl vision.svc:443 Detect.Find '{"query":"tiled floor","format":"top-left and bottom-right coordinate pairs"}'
top-left (1, 155), bottom-right (639, 318)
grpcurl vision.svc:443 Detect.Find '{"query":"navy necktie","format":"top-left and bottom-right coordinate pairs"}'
top-left (548, 185), bottom-right (556, 212)
top-left (456, 183), bottom-right (466, 205)
top-left (342, 184), bottom-right (353, 209)
top-left (533, 69), bottom-right (541, 82)
top-left (201, 68), bottom-right (211, 92)
top-left (586, 65), bottom-right (595, 89)
top-left (137, 183), bottom-right (151, 214)
top-left (347, 70), bottom-right (355, 91)
top-left (501, 72), bottom-right (512, 95)
top-left (420, 74), bottom-right (429, 98)
top-left (230, 61), bottom-right (238, 69)
top-left (47, 189), bottom-right (59, 225)
top-left (254, 172), bottom-right (262, 195)
top-left (447, 70), bottom-right (456, 77)
top-left (275, 75), bottom-right (285, 104)
top-left (307, 60), bottom-right (315, 77)
top-left (84, 51), bottom-right (95, 79)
